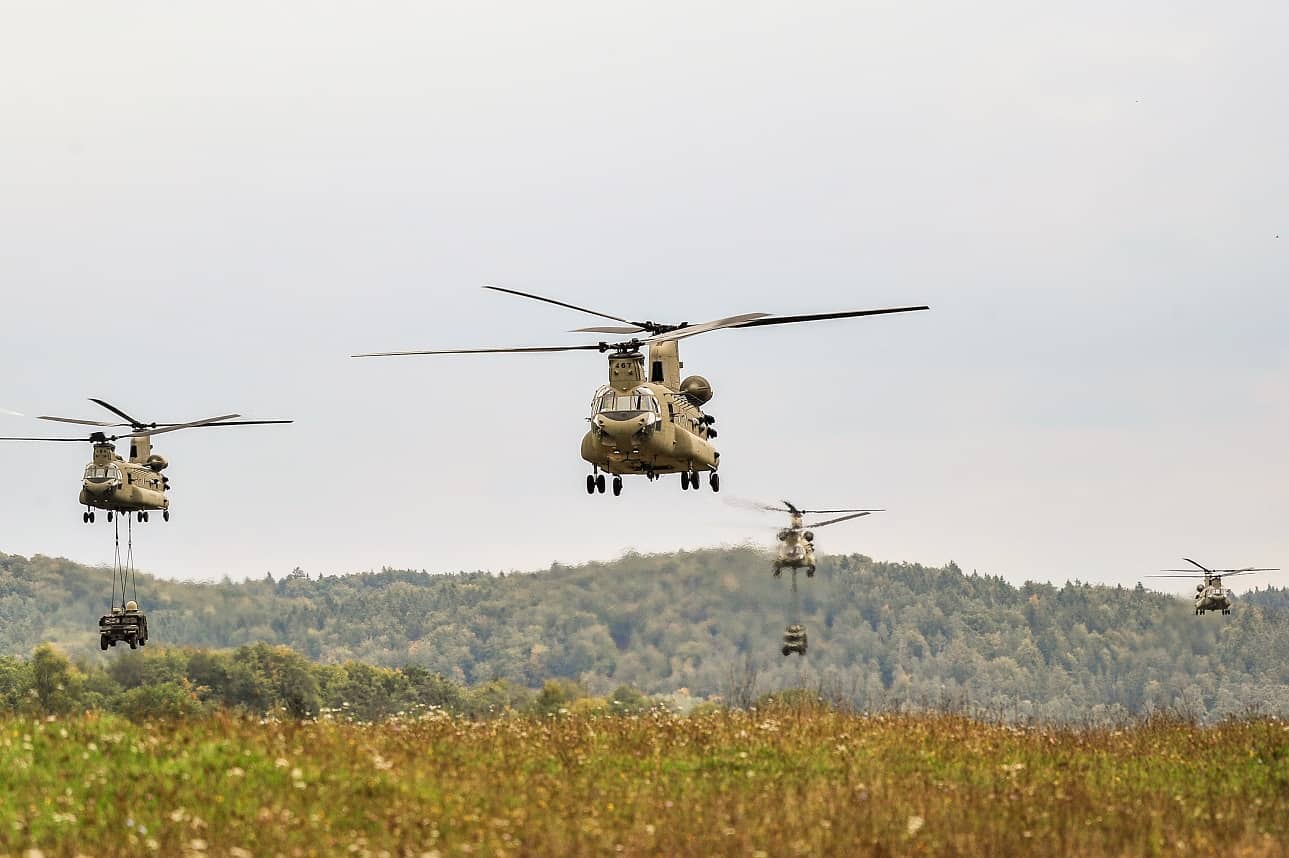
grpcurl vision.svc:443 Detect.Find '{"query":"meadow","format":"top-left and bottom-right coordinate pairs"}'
top-left (2, 705), bottom-right (1288, 857)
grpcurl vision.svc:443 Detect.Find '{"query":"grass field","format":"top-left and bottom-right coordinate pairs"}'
top-left (2, 706), bottom-right (1289, 857)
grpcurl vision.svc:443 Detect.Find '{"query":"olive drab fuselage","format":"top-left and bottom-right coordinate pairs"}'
top-left (773, 513), bottom-right (816, 575)
top-left (580, 341), bottom-right (719, 476)
top-left (1194, 578), bottom-right (1234, 615)
top-left (80, 434), bottom-right (170, 513)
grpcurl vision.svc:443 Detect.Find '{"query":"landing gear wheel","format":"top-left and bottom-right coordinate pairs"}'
top-left (595, 474), bottom-right (606, 494)
top-left (612, 476), bottom-right (623, 496)
top-left (681, 471), bottom-right (691, 490)
top-left (162, 510), bottom-right (169, 522)
top-left (137, 512), bottom-right (144, 522)
top-left (82, 512), bottom-right (89, 524)
top-left (807, 566), bottom-right (816, 578)
top-left (587, 475), bottom-right (596, 494)
top-left (709, 472), bottom-right (720, 492)
top-left (88, 511), bottom-right (95, 523)
top-left (690, 471), bottom-right (701, 490)
top-left (107, 510), bottom-right (114, 522)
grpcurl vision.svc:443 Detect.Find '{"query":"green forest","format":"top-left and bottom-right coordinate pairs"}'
top-left (2, 547), bottom-right (1288, 721)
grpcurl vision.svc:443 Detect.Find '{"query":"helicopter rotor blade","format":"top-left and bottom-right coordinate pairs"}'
top-left (781, 500), bottom-right (801, 515)
top-left (1209, 568), bottom-right (1279, 576)
top-left (0, 435), bottom-right (103, 443)
top-left (353, 343), bottom-right (616, 358)
top-left (800, 508), bottom-right (882, 515)
top-left (37, 415), bottom-right (126, 428)
top-left (732, 306), bottom-right (931, 329)
top-left (1182, 558), bottom-right (1213, 574)
top-left (153, 419), bottom-right (293, 428)
top-left (483, 285), bottom-right (634, 325)
top-left (124, 414), bottom-right (241, 438)
top-left (88, 398), bottom-right (148, 428)
top-left (1147, 574), bottom-right (1209, 578)
top-left (646, 313), bottom-right (771, 342)
top-left (806, 511), bottom-right (878, 528)
top-left (571, 325), bottom-right (648, 335)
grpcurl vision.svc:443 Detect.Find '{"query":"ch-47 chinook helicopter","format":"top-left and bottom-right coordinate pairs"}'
top-left (762, 500), bottom-right (880, 578)
top-left (354, 286), bottom-right (928, 495)
top-left (0, 399), bottom-right (291, 523)
top-left (1149, 558), bottom-right (1280, 616)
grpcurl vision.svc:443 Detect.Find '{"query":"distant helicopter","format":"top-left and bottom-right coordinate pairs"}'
top-left (758, 500), bottom-right (880, 578)
top-left (0, 399), bottom-right (291, 522)
top-left (354, 286), bottom-right (928, 496)
top-left (1149, 558), bottom-right (1280, 615)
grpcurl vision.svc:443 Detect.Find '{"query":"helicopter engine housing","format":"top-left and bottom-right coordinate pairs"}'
top-left (803, 531), bottom-right (815, 542)
top-left (145, 454), bottom-right (169, 472)
top-left (679, 376), bottom-right (714, 405)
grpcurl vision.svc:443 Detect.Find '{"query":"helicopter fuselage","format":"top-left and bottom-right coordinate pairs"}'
top-left (773, 516), bottom-right (817, 576)
top-left (580, 344), bottom-right (718, 477)
top-left (79, 438), bottom-right (169, 515)
top-left (1194, 579), bottom-right (1233, 615)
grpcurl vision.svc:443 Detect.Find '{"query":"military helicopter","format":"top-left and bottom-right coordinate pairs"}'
top-left (0, 399), bottom-right (291, 522)
top-left (747, 500), bottom-right (880, 578)
top-left (354, 285), bottom-right (928, 495)
top-left (1149, 558), bottom-right (1280, 615)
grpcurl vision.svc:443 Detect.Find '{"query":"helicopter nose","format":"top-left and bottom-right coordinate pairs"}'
top-left (594, 412), bottom-right (655, 445)
top-left (82, 480), bottom-right (113, 496)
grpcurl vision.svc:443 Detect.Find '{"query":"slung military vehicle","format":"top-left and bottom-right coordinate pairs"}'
top-left (1149, 558), bottom-right (1279, 615)
top-left (354, 286), bottom-right (927, 495)
top-left (0, 399), bottom-right (291, 522)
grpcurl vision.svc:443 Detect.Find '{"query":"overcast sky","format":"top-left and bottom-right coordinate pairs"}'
top-left (1, 1), bottom-right (1284, 595)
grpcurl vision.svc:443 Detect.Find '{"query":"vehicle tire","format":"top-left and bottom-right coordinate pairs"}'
top-left (100, 636), bottom-right (108, 651)
top-left (139, 637), bottom-right (146, 646)
top-left (129, 639), bottom-right (137, 650)
top-left (782, 646), bottom-right (791, 657)
top-left (710, 472), bottom-right (720, 492)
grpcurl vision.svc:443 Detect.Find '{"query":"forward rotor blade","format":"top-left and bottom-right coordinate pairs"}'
top-left (646, 313), bottom-right (771, 343)
top-left (801, 508), bottom-right (883, 515)
top-left (571, 326), bottom-right (647, 335)
top-left (781, 500), bottom-right (801, 515)
top-left (353, 343), bottom-right (612, 357)
top-left (1183, 558), bottom-right (1212, 573)
top-left (806, 511), bottom-right (876, 528)
top-left (156, 419), bottom-right (293, 428)
top-left (1147, 574), bottom-right (1207, 578)
top-left (0, 435), bottom-right (98, 442)
top-left (732, 306), bottom-right (930, 329)
top-left (125, 414), bottom-right (240, 438)
top-left (37, 415), bottom-right (125, 428)
top-left (1211, 568), bottom-right (1279, 575)
top-left (89, 398), bottom-right (147, 427)
top-left (483, 285), bottom-right (632, 325)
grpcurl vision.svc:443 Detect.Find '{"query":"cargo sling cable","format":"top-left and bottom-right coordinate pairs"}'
top-left (109, 515), bottom-right (138, 614)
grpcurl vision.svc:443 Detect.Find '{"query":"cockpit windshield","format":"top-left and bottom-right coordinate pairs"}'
top-left (592, 389), bottom-right (660, 417)
top-left (83, 464), bottom-right (122, 484)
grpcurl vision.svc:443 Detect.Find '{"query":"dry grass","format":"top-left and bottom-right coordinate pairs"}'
top-left (2, 705), bottom-right (1289, 856)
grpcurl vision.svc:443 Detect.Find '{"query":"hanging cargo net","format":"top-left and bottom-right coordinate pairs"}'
top-left (99, 516), bottom-right (149, 650)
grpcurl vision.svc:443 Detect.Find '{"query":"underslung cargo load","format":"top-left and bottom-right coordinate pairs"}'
top-left (782, 624), bottom-right (808, 657)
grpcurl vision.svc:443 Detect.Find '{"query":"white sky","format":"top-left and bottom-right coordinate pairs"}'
top-left (1, 1), bottom-right (1285, 594)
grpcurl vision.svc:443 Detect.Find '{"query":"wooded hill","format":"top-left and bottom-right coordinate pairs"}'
top-left (3, 547), bottom-right (1288, 720)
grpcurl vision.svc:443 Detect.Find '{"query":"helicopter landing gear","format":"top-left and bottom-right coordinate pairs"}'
top-left (612, 476), bottom-right (623, 496)
top-left (681, 470), bottom-right (700, 490)
top-left (587, 475), bottom-right (595, 494)
top-left (163, 510), bottom-right (169, 522)
top-left (136, 511), bottom-right (149, 523)
top-left (107, 510), bottom-right (114, 522)
top-left (709, 472), bottom-right (720, 492)
top-left (596, 474), bottom-right (606, 494)
top-left (83, 510), bottom-right (96, 524)
top-left (806, 565), bottom-right (816, 578)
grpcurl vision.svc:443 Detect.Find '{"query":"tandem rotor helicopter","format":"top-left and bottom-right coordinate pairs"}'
top-left (0, 399), bottom-right (291, 522)
top-left (761, 500), bottom-right (881, 579)
top-left (355, 286), bottom-right (928, 495)
top-left (1148, 558), bottom-right (1280, 616)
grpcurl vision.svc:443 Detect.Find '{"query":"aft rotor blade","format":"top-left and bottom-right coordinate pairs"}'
top-left (125, 414), bottom-right (240, 438)
top-left (353, 343), bottom-right (613, 357)
top-left (37, 415), bottom-right (125, 428)
top-left (483, 285), bottom-right (632, 325)
top-left (646, 313), bottom-right (771, 343)
top-left (732, 306), bottom-right (930, 329)
top-left (801, 508), bottom-right (882, 515)
top-left (1211, 568), bottom-right (1279, 575)
top-left (806, 511), bottom-right (876, 528)
top-left (89, 398), bottom-right (147, 427)
top-left (781, 500), bottom-right (801, 515)
top-left (571, 325), bottom-right (647, 335)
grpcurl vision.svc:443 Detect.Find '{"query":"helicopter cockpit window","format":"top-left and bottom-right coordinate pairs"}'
top-left (83, 464), bottom-right (122, 484)
top-left (593, 390), bottom-right (660, 417)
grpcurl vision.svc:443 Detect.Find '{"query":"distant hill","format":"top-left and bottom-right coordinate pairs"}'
top-left (3, 547), bottom-right (1289, 719)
